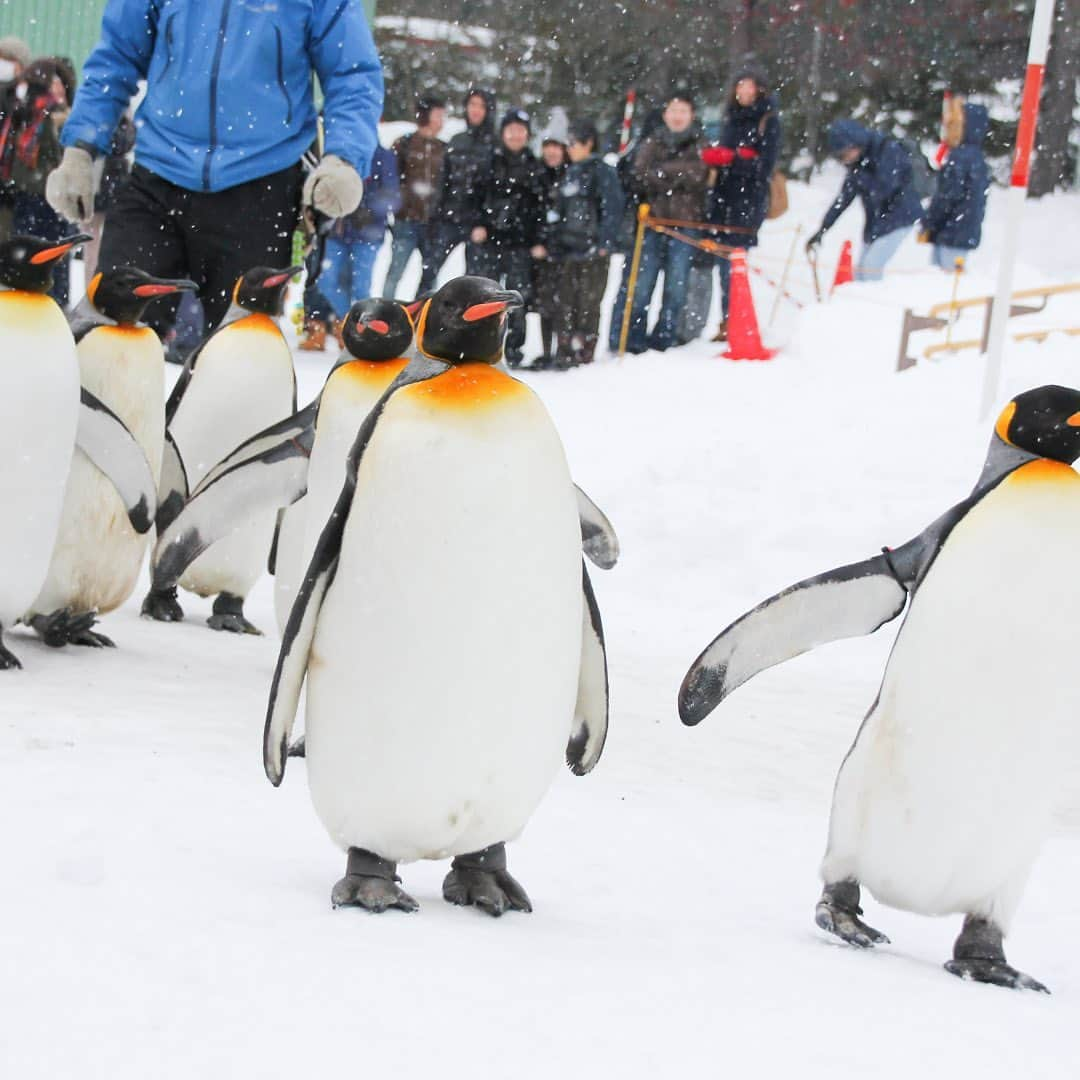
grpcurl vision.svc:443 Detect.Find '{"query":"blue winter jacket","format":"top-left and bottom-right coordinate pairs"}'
top-left (822, 120), bottom-right (923, 243)
top-left (922, 104), bottom-right (990, 250)
top-left (62, 0), bottom-right (384, 194)
top-left (336, 144), bottom-right (401, 244)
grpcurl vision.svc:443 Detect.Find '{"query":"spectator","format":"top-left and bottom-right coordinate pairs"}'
top-left (920, 101), bottom-right (990, 272)
top-left (608, 91), bottom-right (708, 354)
top-left (532, 126), bottom-right (568, 367)
top-left (806, 119), bottom-right (923, 281)
top-left (83, 112), bottom-right (135, 281)
top-left (702, 61), bottom-right (781, 340)
top-left (307, 143), bottom-right (401, 349)
top-left (10, 58), bottom-right (76, 306)
top-left (473, 107), bottom-right (544, 367)
top-left (46, 0), bottom-right (382, 337)
top-left (382, 94), bottom-right (446, 299)
top-left (419, 85), bottom-right (496, 293)
top-left (0, 36), bottom-right (31, 243)
top-left (542, 117), bottom-right (623, 370)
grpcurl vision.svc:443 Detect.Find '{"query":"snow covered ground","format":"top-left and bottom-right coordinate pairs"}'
top-left (3, 174), bottom-right (1080, 1078)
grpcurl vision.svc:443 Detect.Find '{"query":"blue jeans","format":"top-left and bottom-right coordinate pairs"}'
top-left (932, 244), bottom-right (969, 272)
top-left (608, 229), bottom-right (696, 352)
top-left (716, 255), bottom-right (732, 319)
top-left (320, 237), bottom-right (380, 320)
top-left (382, 220), bottom-right (424, 299)
top-left (856, 227), bottom-right (910, 281)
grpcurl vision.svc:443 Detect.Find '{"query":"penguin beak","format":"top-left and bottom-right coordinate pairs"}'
top-left (363, 319), bottom-right (390, 335)
top-left (133, 278), bottom-right (198, 298)
top-left (30, 233), bottom-right (93, 265)
top-left (263, 266), bottom-right (305, 289)
top-left (462, 291), bottom-right (524, 322)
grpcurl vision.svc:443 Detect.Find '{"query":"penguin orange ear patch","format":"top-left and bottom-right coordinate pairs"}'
top-left (87, 272), bottom-right (103, 306)
top-left (995, 401), bottom-right (1017, 445)
top-left (1067, 411), bottom-right (1080, 428)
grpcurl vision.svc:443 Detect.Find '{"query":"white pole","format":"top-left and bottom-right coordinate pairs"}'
top-left (979, 0), bottom-right (1056, 420)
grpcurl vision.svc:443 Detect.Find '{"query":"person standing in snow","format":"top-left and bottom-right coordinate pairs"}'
top-left (806, 119), bottom-right (923, 281)
top-left (541, 118), bottom-right (623, 370)
top-left (701, 61), bottom-right (781, 341)
top-left (607, 91), bottom-right (708, 354)
top-left (532, 127), bottom-right (569, 367)
top-left (45, 0), bottom-right (382, 336)
top-left (382, 94), bottom-right (446, 299)
top-left (472, 107), bottom-right (545, 366)
top-left (0, 36), bottom-right (32, 243)
top-left (418, 86), bottom-right (497, 293)
top-left (919, 100), bottom-right (990, 271)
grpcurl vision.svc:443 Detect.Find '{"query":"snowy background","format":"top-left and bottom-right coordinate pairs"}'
top-left (3, 167), bottom-right (1080, 1077)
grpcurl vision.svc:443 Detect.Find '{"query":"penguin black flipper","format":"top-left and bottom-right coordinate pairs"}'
top-left (76, 388), bottom-right (157, 534)
top-left (567, 561), bottom-right (609, 775)
top-left (575, 485), bottom-right (620, 570)
top-left (265, 356), bottom-right (451, 785)
top-left (151, 417), bottom-right (316, 592)
top-left (156, 430), bottom-right (189, 536)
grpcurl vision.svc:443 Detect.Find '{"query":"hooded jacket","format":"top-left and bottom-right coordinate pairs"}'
top-left (821, 119), bottom-right (924, 242)
top-left (922, 104), bottom-right (990, 250)
top-left (544, 154), bottom-right (625, 259)
top-left (61, 0), bottom-right (383, 194)
top-left (432, 86), bottom-right (497, 229)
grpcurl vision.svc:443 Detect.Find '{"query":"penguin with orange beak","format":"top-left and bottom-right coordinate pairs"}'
top-left (25, 268), bottom-right (197, 647)
top-left (265, 275), bottom-right (610, 916)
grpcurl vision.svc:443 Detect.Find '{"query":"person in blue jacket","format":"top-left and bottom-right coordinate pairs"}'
top-left (320, 143), bottom-right (400, 339)
top-left (45, 0), bottom-right (382, 337)
top-left (806, 119), bottom-right (923, 281)
top-left (920, 102), bottom-right (990, 271)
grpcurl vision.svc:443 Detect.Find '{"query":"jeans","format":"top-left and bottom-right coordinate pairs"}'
top-left (932, 244), bottom-right (970, 272)
top-left (320, 237), bottom-right (380, 321)
top-left (382, 219), bottom-right (424, 299)
top-left (716, 255), bottom-right (732, 320)
top-left (856, 227), bottom-right (911, 281)
top-left (607, 228), bottom-right (696, 352)
top-left (419, 222), bottom-right (488, 294)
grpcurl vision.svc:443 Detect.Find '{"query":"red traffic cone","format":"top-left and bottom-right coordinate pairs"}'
top-left (722, 249), bottom-right (776, 362)
top-left (831, 240), bottom-right (854, 292)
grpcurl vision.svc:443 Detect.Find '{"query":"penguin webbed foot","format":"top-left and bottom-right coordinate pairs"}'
top-left (815, 879), bottom-right (890, 948)
top-left (946, 915), bottom-right (1049, 993)
top-left (28, 610), bottom-right (114, 649)
top-left (207, 593), bottom-right (261, 635)
top-left (331, 848), bottom-right (418, 914)
top-left (442, 843), bottom-right (532, 917)
top-left (141, 586), bottom-right (184, 623)
top-left (0, 630), bottom-right (22, 670)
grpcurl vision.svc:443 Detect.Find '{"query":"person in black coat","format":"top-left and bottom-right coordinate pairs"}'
top-left (701, 62), bottom-right (780, 340)
top-left (533, 131), bottom-right (568, 366)
top-left (920, 101), bottom-right (990, 271)
top-left (419, 85), bottom-right (497, 292)
top-left (473, 107), bottom-right (545, 365)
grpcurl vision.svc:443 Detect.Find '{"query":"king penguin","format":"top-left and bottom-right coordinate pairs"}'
top-left (679, 385), bottom-right (1080, 993)
top-left (142, 264), bottom-right (301, 633)
top-left (25, 268), bottom-right (197, 646)
top-left (0, 233), bottom-right (90, 668)
top-left (264, 276), bottom-right (611, 915)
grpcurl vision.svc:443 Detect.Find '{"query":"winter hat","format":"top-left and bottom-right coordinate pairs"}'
top-left (568, 117), bottom-right (598, 148)
top-left (540, 106), bottom-right (569, 147)
top-left (0, 36), bottom-right (31, 70)
top-left (501, 107), bottom-right (532, 134)
top-left (732, 56), bottom-right (769, 92)
top-left (827, 119), bottom-right (871, 156)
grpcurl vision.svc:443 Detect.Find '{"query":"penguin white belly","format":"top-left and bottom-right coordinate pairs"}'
top-left (169, 315), bottom-right (294, 598)
top-left (274, 359), bottom-right (406, 635)
top-left (824, 461), bottom-right (1080, 928)
top-left (305, 371), bottom-right (582, 862)
top-left (30, 326), bottom-right (164, 616)
top-left (0, 293), bottom-right (79, 626)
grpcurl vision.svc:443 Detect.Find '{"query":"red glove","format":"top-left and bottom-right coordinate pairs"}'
top-left (736, 146), bottom-right (759, 161)
top-left (702, 146), bottom-right (735, 167)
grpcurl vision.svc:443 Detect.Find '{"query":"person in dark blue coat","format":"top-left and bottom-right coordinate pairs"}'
top-left (920, 102), bottom-right (990, 271)
top-left (807, 119), bottom-right (923, 280)
top-left (45, 0), bottom-right (382, 335)
top-left (702, 61), bottom-right (781, 340)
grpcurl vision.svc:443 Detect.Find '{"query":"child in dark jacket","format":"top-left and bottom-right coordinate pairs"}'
top-left (920, 101), bottom-right (990, 271)
top-left (541, 118), bottom-right (624, 369)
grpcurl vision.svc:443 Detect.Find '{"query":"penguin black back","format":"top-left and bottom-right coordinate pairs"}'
top-left (340, 298), bottom-right (414, 361)
top-left (0, 233), bottom-right (92, 293)
top-left (417, 276), bottom-right (523, 365)
top-left (233, 265), bottom-right (303, 316)
top-left (995, 385), bottom-right (1080, 464)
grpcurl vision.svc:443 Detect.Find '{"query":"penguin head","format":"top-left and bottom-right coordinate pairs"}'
top-left (0, 232), bottom-right (92, 293)
top-left (87, 267), bottom-right (198, 325)
top-left (232, 265), bottom-right (303, 315)
top-left (340, 298), bottom-right (415, 361)
top-left (994, 385), bottom-right (1080, 464)
top-left (416, 276), bottom-right (524, 365)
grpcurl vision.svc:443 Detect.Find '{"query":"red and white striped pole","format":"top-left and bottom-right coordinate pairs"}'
top-left (980, 0), bottom-right (1055, 418)
top-left (618, 89), bottom-right (637, 155)
top-left (933, 89), bottom-right (952, 168)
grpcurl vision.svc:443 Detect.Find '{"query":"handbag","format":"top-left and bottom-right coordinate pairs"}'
top-left (758, 111), bottom-right (788, 220)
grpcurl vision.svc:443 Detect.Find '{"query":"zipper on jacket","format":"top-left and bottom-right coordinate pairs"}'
top-left (202, 0), bottom-right (233, 191)
top-left (159, 12), bottom-right (177, 79)
top-left (273, 26), bottom-right (292, 126)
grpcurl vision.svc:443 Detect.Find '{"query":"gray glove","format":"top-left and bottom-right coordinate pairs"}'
top-left (302, 153), bottom-right (363, 218)
top-left (46, 146), bottom-right (96, 224)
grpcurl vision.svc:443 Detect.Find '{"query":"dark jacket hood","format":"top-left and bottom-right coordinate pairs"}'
top-left (962, 103), bottom-right (989, 147)
top-left (827, 119), bottom-right (872, 155)
top-left (728, 92), bottom-right (778, 125)
top-left (463, 86), bottom-right (496, 135)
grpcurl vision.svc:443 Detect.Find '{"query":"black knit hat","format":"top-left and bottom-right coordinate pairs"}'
top-left (732, 56), bottom-right (769, 92)
top-left (568, 117), bottom-right (598, 147)
top-left (501, 107), bottom-right (532, 133)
